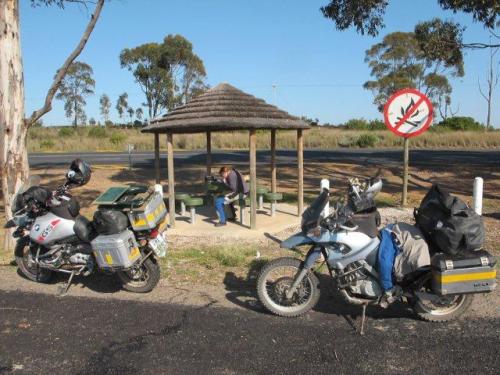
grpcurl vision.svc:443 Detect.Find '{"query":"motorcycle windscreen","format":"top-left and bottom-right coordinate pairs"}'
top-left (301, 188), bottom-right (329, 233)
top-left (11, 176), bottom-right (42, 214)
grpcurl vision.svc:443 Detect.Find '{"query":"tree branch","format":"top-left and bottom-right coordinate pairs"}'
top-left (25, 0), bottom-right (104, 128)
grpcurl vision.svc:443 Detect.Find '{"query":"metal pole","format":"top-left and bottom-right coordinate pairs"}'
top-left (320, 179), bottom-right (330, 218)
top-left (402, 137), bottom-right (409, 207)
top-left (473, 177), bottom-right (483, 215)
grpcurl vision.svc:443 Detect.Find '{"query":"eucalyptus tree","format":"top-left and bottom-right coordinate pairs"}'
top-left (99, 93), bottom-right (111, 122)
top-left (56, 61), bottom-right (95, 126)
top-left (135, 107), bottom-right (144, 121)
top-left (363, 31), bottom-right (464, 113)
top-left (116, 93), bottom-right (129, 120)
top-left (0, 0), bottom-right (104, 253)
top-left (120, 34), bottom-right (207, 118)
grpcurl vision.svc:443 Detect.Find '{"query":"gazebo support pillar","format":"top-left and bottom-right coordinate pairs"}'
top-left (206, 131), bottom-right (212, 176)
top-left (249, 130), bottom-right (257, 229)
top-left (271, 129), bottom-right (276, 193)
top-left (154, 132), bottom-right (160, 184)
top-left (167, 132), bottom-right (175, 228)
top-left (297, 129), bottom-right (304, 216)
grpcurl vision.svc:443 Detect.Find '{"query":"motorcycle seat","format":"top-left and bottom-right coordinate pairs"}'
top-left (73, 215), bottom-right (97, 243)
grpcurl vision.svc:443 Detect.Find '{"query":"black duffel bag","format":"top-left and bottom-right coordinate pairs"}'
top-left (93, 209), bottom-right (129, 235)
top-left (414, 184), bottom-right (485, 255)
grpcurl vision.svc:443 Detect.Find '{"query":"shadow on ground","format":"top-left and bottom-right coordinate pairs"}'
top-left (222, 259), bottom-right (415, 332)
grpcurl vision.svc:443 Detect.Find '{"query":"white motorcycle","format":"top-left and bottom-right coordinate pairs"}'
top-left (5, 159), bottom-right (168, 294)
top-left (257, 176), bottom-right (495, 323)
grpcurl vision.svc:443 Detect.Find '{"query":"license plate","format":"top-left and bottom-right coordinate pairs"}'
top-left (149, 233), bottom-right (168, 258)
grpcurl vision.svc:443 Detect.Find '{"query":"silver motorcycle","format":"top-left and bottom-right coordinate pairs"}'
top-left (5, 161), bottom-right (168, 294)
top-left (257, 176), bottom-right (489, 323)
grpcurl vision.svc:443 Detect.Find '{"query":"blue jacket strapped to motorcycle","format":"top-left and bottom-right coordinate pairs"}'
top-left (377, 224), bottom-right (399, 291)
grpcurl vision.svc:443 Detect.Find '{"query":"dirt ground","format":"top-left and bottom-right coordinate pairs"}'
top-left (0, 160), bottom-right (498, 288)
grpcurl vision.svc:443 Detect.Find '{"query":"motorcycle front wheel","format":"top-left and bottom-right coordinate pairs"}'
top-left (15, 239), bottom-right (53, 283)
top-left (117, 257), bottom-right (161, 293)
top-left (257, 257), bottom-right (320, 317)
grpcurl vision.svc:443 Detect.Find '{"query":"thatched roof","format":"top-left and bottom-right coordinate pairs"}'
top-left (142, 83), bottom-right (309, 134)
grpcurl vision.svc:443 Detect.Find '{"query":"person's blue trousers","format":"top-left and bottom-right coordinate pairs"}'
top-left (215, 196), bottom-right (226, 223)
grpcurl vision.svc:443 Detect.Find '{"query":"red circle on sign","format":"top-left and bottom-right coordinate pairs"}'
top-left (383, 88), bottom-right (433, 138)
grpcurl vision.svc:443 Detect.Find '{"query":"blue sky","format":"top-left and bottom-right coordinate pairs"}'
top-left (21, 0), bottom-right (499, 127)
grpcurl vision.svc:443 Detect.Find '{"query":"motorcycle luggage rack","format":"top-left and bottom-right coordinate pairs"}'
top-left (93, 185), bottom-right (150, 209)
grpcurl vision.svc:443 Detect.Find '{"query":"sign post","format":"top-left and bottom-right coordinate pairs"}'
top-left (383, 88), bottom-right (433, 206)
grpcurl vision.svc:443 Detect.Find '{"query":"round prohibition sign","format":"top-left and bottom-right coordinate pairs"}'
top-left (383, 88), bottom-right (433, 138)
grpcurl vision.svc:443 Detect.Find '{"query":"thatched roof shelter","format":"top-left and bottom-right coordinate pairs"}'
top-left (143, 83), bottom-right (309, 133)
top-left (142, 83), bottom-right (309, 229)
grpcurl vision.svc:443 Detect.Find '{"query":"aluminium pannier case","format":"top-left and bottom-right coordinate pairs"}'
top-left (431, 250), bottom-right (497, 295)
top-left (91, 229), bottom-right (141, 269)
top-left (127, 192), bottom-right (167, 231)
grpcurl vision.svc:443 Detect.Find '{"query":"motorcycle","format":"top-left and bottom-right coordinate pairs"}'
top-left (256, 175), bottom-right (493, 323)
top-left (5, 160), bottom-right (168, 295)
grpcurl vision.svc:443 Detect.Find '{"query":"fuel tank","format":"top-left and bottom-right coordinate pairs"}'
top-left (30, 212), bottom-right (76, 246)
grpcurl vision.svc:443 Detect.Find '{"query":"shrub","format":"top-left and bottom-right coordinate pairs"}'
top-left (39, 139), bottom-right (55, 149)
top-left (104, 120), bottom-right (114, 127)
top-left (356, 133), bottom-right (379, 148)
top-left (437, 117), bottom-right (484, 131)
top-left (338, 135), bottom-right (357, 147)
top-left (369, 119), bottom-right (386, 130)
top-left (58, 127), bottom-right (74, 137)
top-left (109, 132), bottom-right (126, 145)
top-left (344, 118), bottom-right (369, 130)
top-left (88, 127), bottom-right (107, 138)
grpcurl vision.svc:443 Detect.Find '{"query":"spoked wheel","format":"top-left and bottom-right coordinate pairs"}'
top-left (15, 240), bottom-right (53, 283)
top-left (257, 257), bottom-right (320, 317)
top-left (412, 274), bottom-right (473, 322)
top-left (117, 257), bottom-right (160, 293)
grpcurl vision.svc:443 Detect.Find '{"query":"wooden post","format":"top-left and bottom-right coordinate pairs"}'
top-left (154, 132), bottom-right (160, 184)
top-left (402, 137), bottom-right (409, 207)
top-left (297, 130), bottom-right (304, 216)
top-left (167, 132), bottom-right (176, 228)
top-left (206, 131), bottom-right (212, 176)
top-left (271, 129), bottom-right (277, 193)
top-left (249, 130), bottom-right (257, 229)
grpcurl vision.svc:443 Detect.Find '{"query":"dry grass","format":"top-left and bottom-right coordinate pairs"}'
top-left (27, 126), bottom-right (500, 152)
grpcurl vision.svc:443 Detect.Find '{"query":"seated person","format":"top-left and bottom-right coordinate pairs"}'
top-left (215, 166), bottom-right (249, 227)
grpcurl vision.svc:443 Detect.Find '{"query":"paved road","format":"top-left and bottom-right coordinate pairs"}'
top-left (29, 149), bottom-right (500, 169)
top-left (0, 290), bottom-right (498, 374)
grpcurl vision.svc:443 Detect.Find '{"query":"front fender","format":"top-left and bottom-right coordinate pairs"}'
top-left (280, 233), bottom-right (314, 250)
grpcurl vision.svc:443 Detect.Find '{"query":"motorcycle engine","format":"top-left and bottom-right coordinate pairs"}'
top-left (341, 262), bottom-right (383, 299)
top-left (349, 278), bottom-right (383, 298)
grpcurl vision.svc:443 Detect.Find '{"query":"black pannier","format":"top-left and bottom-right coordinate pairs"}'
top-left (93, 209), bottom-right (129, 235)
top-left (414, 185), bottom-right (485, 255)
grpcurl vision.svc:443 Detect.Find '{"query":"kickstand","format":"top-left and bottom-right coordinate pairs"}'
top-left (359, 303), bottom-right (368, 336)
top-left (57, 270), bottom-right (76, 297)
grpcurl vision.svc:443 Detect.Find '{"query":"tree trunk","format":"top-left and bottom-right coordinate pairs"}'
top-left (0, 0), bottom-right (28, 254)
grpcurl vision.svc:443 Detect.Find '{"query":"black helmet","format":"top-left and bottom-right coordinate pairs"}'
top-left (67, 159), bottom-right (92, 186)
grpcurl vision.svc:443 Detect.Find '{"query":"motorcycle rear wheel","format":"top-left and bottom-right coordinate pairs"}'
top-left (117, 257), bottom-right (160, 293)
top-left (411, 274), bottom-right (473, 322)
top-left (257, 257), bottom-right (320, 317)
top-left (15, 240), bottom-right (53, 283)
